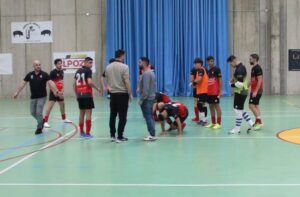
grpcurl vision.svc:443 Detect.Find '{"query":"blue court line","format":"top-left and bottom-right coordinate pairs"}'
top-left (0, 125), bottom-right (62, 160)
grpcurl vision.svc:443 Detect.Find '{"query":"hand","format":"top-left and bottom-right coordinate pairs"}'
top-left (129, 94), bottom-right (133, 102)
top-left (138, 100), bottom-right (143, 106)
top-left (218, 91), bottom-right (222, 98)
top-left (252, 91), bottom-right (257, 97)
top-left (159, 131), bottom-right (167, 136)
top-left (12, 92), bottom-right (18, 99)
top-left (55, 91), bottom-right (64, 99)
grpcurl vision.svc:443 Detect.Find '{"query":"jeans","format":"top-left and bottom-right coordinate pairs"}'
top-left (140, 99), bottom-right (155, 137)
top-left (109, 93), bottom-right (129, 138)
top-left (30, 97), bottom-right (46, 129)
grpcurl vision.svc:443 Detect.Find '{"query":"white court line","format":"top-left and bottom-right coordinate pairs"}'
top-left (0, 183), bottom-right (300, 187)
top-left (0, 129), bottom-right (76, 175)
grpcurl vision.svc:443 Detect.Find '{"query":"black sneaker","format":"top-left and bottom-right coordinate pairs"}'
top-left (35, 128), bottom-right (43, 135)
top-left (116, 137), bottom-right (128, 143)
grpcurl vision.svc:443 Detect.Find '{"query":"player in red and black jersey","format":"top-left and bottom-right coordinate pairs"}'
top-left (190, 60), bottom-right (202, 122)
top-left (249, 54), bottom-right (264, 130)
top-left (205, 56), bottom-right (222, 129)
top-left (73, 57), bottom-right (101, 138)
top-left (152, 92), bottom-right (171, 121)
top-left (43, 59), bottom-right (72, 128)
top-left (158, 102), bottom-right (189, 137)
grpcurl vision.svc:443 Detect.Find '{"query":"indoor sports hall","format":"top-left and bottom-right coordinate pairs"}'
top-left (0, 0), bottom-right (300, 197)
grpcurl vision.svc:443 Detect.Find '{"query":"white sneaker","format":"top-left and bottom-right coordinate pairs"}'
top-left (228, 128), bottom-right (240, 135)
top-left (44, 122), bottom-right (51, 128)
top-left (63, 119), bottom-right (72, 123)
top-left (143, 136), bottom-right (157, 141)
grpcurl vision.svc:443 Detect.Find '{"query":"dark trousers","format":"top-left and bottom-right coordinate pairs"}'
top-left (109, 93), bottom-right (129, 138)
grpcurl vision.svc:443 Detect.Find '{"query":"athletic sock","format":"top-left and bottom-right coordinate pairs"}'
top-left (44, 115), bottom-right (49, 122)
top-left (203, 106), bottom-right (208, 117)
top-left (79, 123), bottom-right (84, 133)
top-left (211, 116), bottom-right (216, 124)
top-left (217, 116), bottom-right (221, 125)
top-left (194, 107), bottom-right (199, 119)
top-left (235, 118), bottom-right (242, 131)
top-left (243, 112), bottom-right (254, 127)
top-left (86, 120), bottom-right (92, 135)
top-left (200, 112), bottom-right (206, 122)
top-left (61, 114), bottom-right (66, 120)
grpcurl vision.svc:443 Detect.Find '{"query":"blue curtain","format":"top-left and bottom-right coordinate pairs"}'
top-left (106, 0), bottom-right (229, 96)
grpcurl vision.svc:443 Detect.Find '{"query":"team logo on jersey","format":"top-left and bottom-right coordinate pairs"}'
top-left (31, 75), bottom-right (33, 79)
top-left (40, 75), bottom-right (42, 78)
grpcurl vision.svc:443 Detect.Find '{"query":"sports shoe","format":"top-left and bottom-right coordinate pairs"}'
top-left (205, 123), bottom-right (215, 128)
top-left (144, 136), bottom-right (157, 141)
top-left (80, 132), bottom-right (86, 138)
top-left (197, 121), bottom-right (208, 126)
top-left (116, 137), bottom-right (128, 143)
top-left (43, 122), bottom-right (50, 128)
top-left (35, 128), bottom-right (43, 135)
top-left (228, 128), bottom-right (240, 135)
top-left (247, 124), bottom-right (254, 134)
top-left (253, 123), bottom-right (263, 131)
top-left (63, 119), bottom-right (72, 123)
top-left (192, 117), bottom-right (200, 122)
top-left (85, 134), bottom-right (93, 139)
top-left (110, 136), bottom-right (116, 142)
top-left (212, 124), bottom-right (222, 129)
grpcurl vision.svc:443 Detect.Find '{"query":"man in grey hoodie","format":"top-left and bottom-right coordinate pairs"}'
top-left (138, 57), bottom-right (157, 141)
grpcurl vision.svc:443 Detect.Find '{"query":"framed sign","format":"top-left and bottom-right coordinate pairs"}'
top-left (53, 51), bottom-right (96, 73)
top-left (289, 49), bottom-right (300, 71)
top-left (11, 21), bottom-right (53, 43)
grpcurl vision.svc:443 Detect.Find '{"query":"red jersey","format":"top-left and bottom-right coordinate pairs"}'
top-left (207, 66), bottom-right (222, 96)
top-left (155, 92), bottom-right (171, 103)
top-left (164, 102), bottom-right (187, 119)
top-left (74, 66), bottom-right (93, 98)
top-left (251, 64), bottom-right (263, 93)
top-left (50, 69), bottom-right (64, 91)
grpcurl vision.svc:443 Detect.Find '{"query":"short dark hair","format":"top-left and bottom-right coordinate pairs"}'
top-left (109, 58), bottom-right (115, 63)
top-left (54, 58), bottom-right (62, 65)
top-left (227, 55), bottom-right (236, 63)
top-left (115, 49), bottom-right (125, 58)
top-left (193, 58), bottom-right (203, 65)
top-left (140, 57), bottom-right (150, 65)
top-left (206, 56), bottom-right (214, 61)
top-left (250, 54), bottom-right (259, 61)
top-left (85, 57), bottom-right (93, 62)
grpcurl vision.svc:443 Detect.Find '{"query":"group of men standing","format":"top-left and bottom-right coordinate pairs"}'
top-left (12, 50), bottom-right (264, 140)
top-left (190, 54), bottom-right (264, 134)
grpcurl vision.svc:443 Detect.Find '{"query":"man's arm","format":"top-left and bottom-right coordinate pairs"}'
top-left (13, 81), bottom-right (27, 99)
top-left (140, 72), bottom-right (151, 103)
top-left (218, 77), bottom-right (223, 97)
top-left (47, 80), bottom-right (61, 97)
top-left (253, 75), bottom-right (263, 96)
top-left (175, 117), bottom-right (182, 136)
top-left (87, 78), bottom-right (102, 94)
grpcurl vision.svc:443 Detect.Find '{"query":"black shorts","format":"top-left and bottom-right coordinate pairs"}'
top-left (207, 95), bottom-right (220, 104)
top-left (234, 93), bottom-right (247, 110)
top-left (197, 94), bottom-right (208, 103)
top-left (49, 92), bottom-right (64, 102)
top-left (77, 97), bottom-right (95, 110)
top-left (193, 88), bottom-right (197, 98)
top-left (249, 93), bottom-right (262, 105)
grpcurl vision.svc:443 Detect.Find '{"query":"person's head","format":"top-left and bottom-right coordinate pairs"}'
top-left (139, 57), bottom-right (150, 70)
top-left (54, 58), bottom-right (63, 70)
top-left (115, 49), bottom-right (125, 61)
top-left (84, 57), bottom-right (93, 68)
top-left (206, 56), bottom-right (215, 68)
top-left (158, 110), bottom-right (168, 122)
top-left (249, 54), bottom-right (259, 65)
top-left (193, 58), bottom-right (203, 69)
top-left (33, 60), bottom-right (41, 72)
top-left (227, 55), bottom-right (238, 67)
top-left (157, 102), bottom-right (165, 111)
top-left (109, 58), bottom-right (115, 63)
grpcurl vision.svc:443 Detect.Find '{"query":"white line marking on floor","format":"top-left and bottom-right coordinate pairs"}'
top-left (0, 183), bottom-right (300, 187)
top-left (0, 129), bottom-right (76, 175)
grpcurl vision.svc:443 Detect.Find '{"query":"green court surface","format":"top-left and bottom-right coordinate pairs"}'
top-left (0, 95), bottom-right (300, 197)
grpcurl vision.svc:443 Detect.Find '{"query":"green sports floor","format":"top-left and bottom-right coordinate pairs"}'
top-left (0, 95), bottom-right (300, 197)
